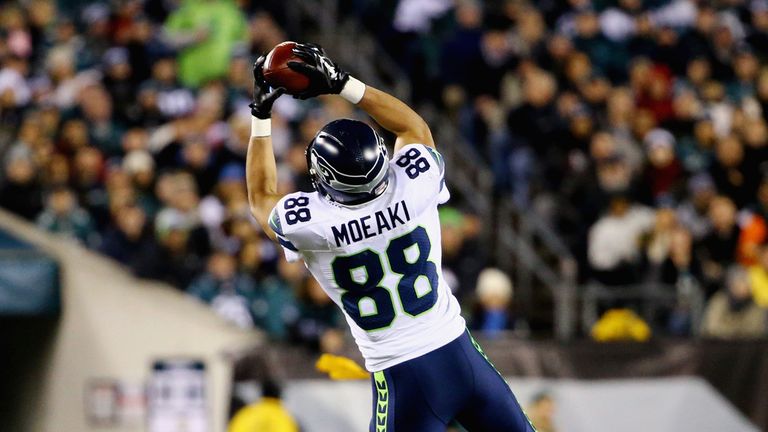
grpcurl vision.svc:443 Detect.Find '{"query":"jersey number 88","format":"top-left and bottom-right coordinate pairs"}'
top-left (284, 197), bottom-right (311, 225)
top-left (331, 226), bottom-right (438, 331)
top-left (396, 148), bottom-right (430, 179)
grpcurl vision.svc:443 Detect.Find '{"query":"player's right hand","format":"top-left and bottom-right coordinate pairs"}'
top-left (249, 55), bottom-right (285, 119)
top-left (287, 43), bottom-right (350, 99)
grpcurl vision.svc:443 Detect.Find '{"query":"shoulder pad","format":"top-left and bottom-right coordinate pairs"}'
top-left (392, 144), bottom-right (448, 202)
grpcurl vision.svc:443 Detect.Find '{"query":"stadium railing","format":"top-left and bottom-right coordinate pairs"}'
top-left (282, 0), bottom-right (494, 221)
top-left (496, 199), bottom-right (579, 340)
top-left (581, 281), bottom-right (706, 336)
top-left (288, 0), bottom-right (577, 340)
top-left (284, 0), bottom-right (578, 339)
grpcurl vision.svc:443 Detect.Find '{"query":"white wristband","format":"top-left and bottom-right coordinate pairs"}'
top-left (340, 77), bottom-right (366, 104)
top-left (251, 117), bottom-right (271, 138)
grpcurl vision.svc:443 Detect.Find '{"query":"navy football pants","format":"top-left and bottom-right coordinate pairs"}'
top-left (369, 330), bottom-right (536, 432)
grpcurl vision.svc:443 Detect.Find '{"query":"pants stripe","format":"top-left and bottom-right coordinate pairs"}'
top-left (467, 330), bottom-right (503, 378)
top-left (373, 371), bottom-right (389, 432)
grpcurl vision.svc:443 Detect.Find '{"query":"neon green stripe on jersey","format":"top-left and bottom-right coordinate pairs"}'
top-left (423, 146), bottom-right (445, 176)
top-left (268, 207), bottom-right (283, 236)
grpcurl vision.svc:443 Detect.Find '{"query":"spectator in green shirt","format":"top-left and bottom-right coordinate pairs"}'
top-left (164, 0), bottom-right (247, 88)
top-left (36, 186), bottom-right (98, 247)
top-left (188, 251), bottom-right (258, 328)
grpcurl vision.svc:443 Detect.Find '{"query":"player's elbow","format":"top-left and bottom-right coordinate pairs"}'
top-left (401, 119), bottom-right (435, 148)
top-left (247, 193), bottom-right (270, 218)
top-left (414, 118), bottom-right (432, 141)
top-left (248, 200), bottom-right (278, 242)
top-left (247, 201), bottom-right (258, 218)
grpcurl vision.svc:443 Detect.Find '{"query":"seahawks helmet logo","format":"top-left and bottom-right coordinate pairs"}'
top-left (313, 155), bottom-right (336, 184)
top-left (306, 119), bottom-right (391, 204)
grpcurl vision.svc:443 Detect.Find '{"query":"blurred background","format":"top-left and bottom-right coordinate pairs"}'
top-left (0, 0), bottom-right (767, 431)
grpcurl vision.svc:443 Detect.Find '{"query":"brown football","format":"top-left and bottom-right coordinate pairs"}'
top-left (262, 41), bottom-right (310, 95)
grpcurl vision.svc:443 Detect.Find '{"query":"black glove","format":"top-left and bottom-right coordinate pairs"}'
top-left (249, 55), bottom-right (285, 119)
top-left (287, 43), bottom-right (350, 100)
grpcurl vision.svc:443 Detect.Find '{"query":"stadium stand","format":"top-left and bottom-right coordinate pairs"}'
top-left (1, 0), bottom-right (768, 430)
top-left (3, 0), bottom-right (767, 340)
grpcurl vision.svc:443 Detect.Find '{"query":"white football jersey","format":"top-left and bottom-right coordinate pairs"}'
top-left (269, 144), bottom-right (466, 371)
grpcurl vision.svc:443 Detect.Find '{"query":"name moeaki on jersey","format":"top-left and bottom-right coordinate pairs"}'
top-left (331, 200), bottom-right (412, 247)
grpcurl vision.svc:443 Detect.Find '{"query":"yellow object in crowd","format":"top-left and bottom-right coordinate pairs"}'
top-left (591, 308), bottom-right (652, 342)
top-left (228, 398), bottom-right (299, 432)
top-left (749, 265), bottom-right (768, 308)
top-left (316, 353), bottom-right (371, 380)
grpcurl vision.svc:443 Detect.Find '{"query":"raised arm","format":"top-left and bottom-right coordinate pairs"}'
top-left (357, 86), bottom-right (434, 151)
top-left (287, 43), bottom-right (434, 152)
top-left (246, 57), bottom-right (285, 241)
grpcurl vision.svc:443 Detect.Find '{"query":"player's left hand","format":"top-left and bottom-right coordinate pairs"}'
top-left (249, 55), bottom-right (286, 119)
top-left (287, 43), bottom-right (350, 99)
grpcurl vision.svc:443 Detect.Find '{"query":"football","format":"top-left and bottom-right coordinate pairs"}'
top-left (262, 41), bottom-right (310, 95)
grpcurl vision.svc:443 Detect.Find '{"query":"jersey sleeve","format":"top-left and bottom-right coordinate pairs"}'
top-left (268, 206), bottom-right (301, 262)
top-left (269, 193), bottom-right (330, 261)
top-left (394, 144), bottom-right (450, 205)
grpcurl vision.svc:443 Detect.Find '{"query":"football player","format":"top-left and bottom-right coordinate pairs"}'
top-left (246, 43), bottom-right (535, 432)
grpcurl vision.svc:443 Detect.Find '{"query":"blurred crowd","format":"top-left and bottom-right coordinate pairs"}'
top-left (0, 0), bottom-right (353, 352)
top-left (2, 0), bottom-right (767, 342)
top-left (0, 0), bottom-right (501, 352)
top-left (356, 0), bottom-right (768, 338)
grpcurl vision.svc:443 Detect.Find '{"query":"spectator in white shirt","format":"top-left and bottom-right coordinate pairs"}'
top-left (588, 193), bottom-right (655, 285)
top-left (0, 55), bottom-right (30, 107)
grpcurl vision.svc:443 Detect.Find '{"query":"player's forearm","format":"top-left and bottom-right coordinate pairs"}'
top-left (351, 83), bottom-right (435, 149)
top-left (246, 139), bottom-right (278, 198)
top-left (246, 118), bottom-right (280, 239)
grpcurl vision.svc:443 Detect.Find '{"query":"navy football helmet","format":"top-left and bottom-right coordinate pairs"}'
top-left (306, 119), bottom-right (389, 206)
